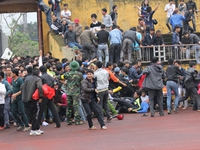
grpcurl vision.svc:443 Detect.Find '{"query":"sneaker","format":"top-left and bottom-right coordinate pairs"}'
top-left (101, 126), bottom-right (107, 130)
top-left (13, 122), bottom-right (17, 127)
top-left (0, 126), bottom-right (4, 130)
top-left (182, 107), bottom-right (188, 110)
top-left (37, 129), bottom-right (44, 134)
top-left (89, 126), bottom-right (97, 130)
top-left (173, 107), bottom-right (178, 112)
top-left (4, 124), bottom-right (10, 129)
top-left (107, 117), bottom-right (113, 122)
top-left (75, 121), bottom-right (84, 125)
top-left (23, 127), bottom-right (31, 132)
top-left (167, 110), bottom-right (171, 115)
top-left (30, 130), bottom-right (41, 136)
top-left (16, 126), bottom-right (24, 131)
top-left (42, 121), bottom-right (49, 126)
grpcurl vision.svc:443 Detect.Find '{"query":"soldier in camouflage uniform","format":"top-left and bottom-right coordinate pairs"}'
top-left (57, 61), bottom-right (83, 125)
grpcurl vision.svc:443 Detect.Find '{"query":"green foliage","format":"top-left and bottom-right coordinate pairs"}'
top-left (10, 31), bottom-right (39, 57)
top-left (8, 22), bottom-right (39, 57)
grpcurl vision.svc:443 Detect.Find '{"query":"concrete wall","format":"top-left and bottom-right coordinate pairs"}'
top-left (59, 0), bottom-right (200, 32)
top-left (42, 0), bottom-right (200, 57)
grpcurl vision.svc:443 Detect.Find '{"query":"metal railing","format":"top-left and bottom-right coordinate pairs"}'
top-left (132, 44), bottom-right (200, 62)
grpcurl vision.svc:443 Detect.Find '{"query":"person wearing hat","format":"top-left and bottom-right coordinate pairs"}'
top-left (57, 61), bottom-right (84, 125)
top-left (63, 24), bottom-right (82, 49)
top-left (73, 18), bottom-right (82, 43)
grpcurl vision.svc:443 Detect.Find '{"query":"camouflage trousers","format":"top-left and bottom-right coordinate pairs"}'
top-left (67, 94), bottom-right (81, 124)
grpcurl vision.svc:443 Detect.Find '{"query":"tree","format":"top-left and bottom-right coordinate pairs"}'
top-left (2, 13), bottom-right (39, 57)
top-left (10, 31), bottom-right (39, 57)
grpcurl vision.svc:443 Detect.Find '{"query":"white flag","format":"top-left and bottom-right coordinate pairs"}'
top-left (1, 48), bottom-right (13, 60)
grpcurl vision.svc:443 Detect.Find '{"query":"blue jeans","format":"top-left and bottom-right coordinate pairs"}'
top-left (68, 42), bottom-right (82, 49)
top-left (97, 44), bottom-right (109, 65)
top-left (193, 45), bottom-right (200, 64)
top-left (46, 9), bottom-right (52, 29)
top-left (166, 81), bottom-right (179, 110)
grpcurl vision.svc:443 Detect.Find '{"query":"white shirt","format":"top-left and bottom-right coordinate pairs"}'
top-left (0, 83), bottom-right (6, 104)
top-left (61, 10), bottom-right (71, 19)
top-left (140, 95), bottom-right (149, 102)
top-left (165, 3), bottom-right (175, 18)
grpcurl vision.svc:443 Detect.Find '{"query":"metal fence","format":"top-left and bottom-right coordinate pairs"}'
top-left (132, 44), bottom-right (200, 63)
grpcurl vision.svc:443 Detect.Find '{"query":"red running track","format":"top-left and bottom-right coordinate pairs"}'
top-left (0, 108), bottom-right (200, 150)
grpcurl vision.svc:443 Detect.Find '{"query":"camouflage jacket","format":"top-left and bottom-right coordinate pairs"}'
top-left (57, 71), bottom-right (83, 95)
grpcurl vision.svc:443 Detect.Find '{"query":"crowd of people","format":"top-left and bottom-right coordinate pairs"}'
top-left (0, 0), bottom-right (199, 136)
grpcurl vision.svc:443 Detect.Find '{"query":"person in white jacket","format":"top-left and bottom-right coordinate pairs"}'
top-left (0, 71), bottom-right (7, 130)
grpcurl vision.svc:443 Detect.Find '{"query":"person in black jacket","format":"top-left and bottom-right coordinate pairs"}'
top-left (110, 5), bottom-right (118, 25)
top-left (183, 7), bottom-right (194, 33)
top-left (186, 0), bottom-right (198, 31)
top-left (143, 28), bottom-right (156, 61)
top-left (166, 58), bottom-right (183, 114)
top-left (179, 61), bottom-right (200, 111)
top-left (51, 14), bottom-right (62, 34)
top-left (38, 65), bottom-right (61, 128)
top-left (81, 70), bottom-right (107, 130)
top-left (21, 68), bottom-right (43, 136)
top-left (154, 30), bottom-right (165, 46)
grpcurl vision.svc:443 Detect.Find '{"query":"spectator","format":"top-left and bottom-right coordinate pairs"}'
top-left (38, 66), bottom-right (61, 128)
top-left (73, 19), bottom-right (82, 43)
top-left (135, 1), bottom-right (160, 33)
top-left (137, 18), bottom-right (146, 41)
top-left (186, 0), bottom-right (198, 32)
top-left (51, 14), bottom-right (62, 34)
top-left (129, 60), bottom-right (142, 80)
top-left (81, 70), bottom-right (107, 130)
top-left (61, 4), bottom-right (71, 21)
top-left (178, 0), bottom-right (187, 14)
top-left (94, 61), bottom-right (112, 122)
top-left (63, 24), bottom-right (82, 49)
top-left (154, 30), bottom-right (165, 46)
top-left (179, 61), bottom-right (200, 111)
top-left (166, 58), bottom-right (182, 114)
top-left (138, 0), bottom-right (150, 17)
top-left (36, 0), bottom-right (52, 29)
top-left (110, 5), bottom-right (118, 25)
top-left (48, 0), bottom-right (61, 19)
top-left (174, 60), bottom-right (187, 109)
top-left (169, 9), bottom-right (185, 38)
top-left (11, 68), bottom-right (30, 131)
top-left (0, 72), bottom-right (6, 130)
top-left (120, 27), bottom-right (140, 62)
top-left (57, 61), bottom-right (84, 125)
top-left (97, 24), bottom-right (109, 65)
top-left (21, 68), bottom-right (44, 136)
top-left (80, 26), bottom-right (98, 61)
top-left (143, 28), bottom-right (156, 61)
top-left (182, 32), bottom-right (200, 64)
top-left (142, 57), bottom-right (165, 117)
top-left (90, 14), bottom-right (102, 33)
top-left (183, 7), bottom-right (194, 33)
top-left (101, 8), bottom-right (113, 32)
top-left (105, 62), bottom-right (127, 87)
top-left (61, 18), bottom-right (68, 36)
top-left (109, 25), bottom-right (123, 65)
top-left (164, 0), bottom-right (175, 33)
top-left (172, 25), bottom-right (182, 59)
